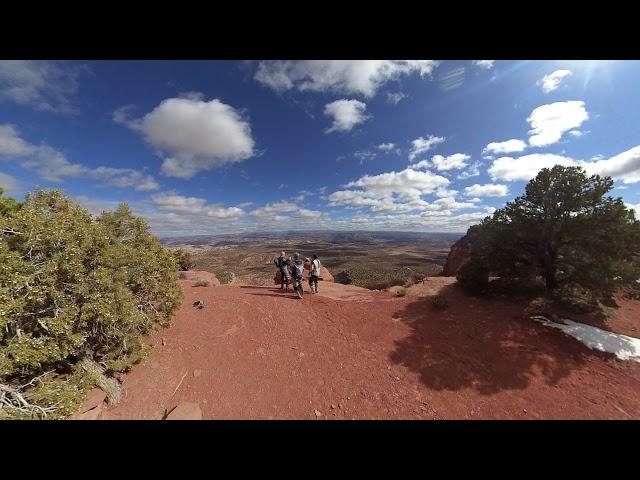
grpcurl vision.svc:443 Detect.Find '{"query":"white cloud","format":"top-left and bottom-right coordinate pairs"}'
top-left (344, 168), bottom-right (450, 201)
top-left (387, 92), bottom-right (407, 105)
top-left (527, 101), bottom-right (589, 147)
top-left (537, 69), bottom-right (572, 93)
top-left (483, 139), bottom-right (527, 156)
top-left (0, 123), bottom-right (159, 190)
top-left (464, 183), bottom-right (509, 197)
top-left (119, 96), bottom-right (255, 178)
top-left (411, 159), bottom-right (431, 170)
top-left (430, 153), bottom-right (470, 171)
top-left (254, 60), bottom-right (439, 97)
top-left (408, 134), bottom-right (445, 161)
top-left (457, 161), bottom-right (481, 179)
top-left (152, 192), bottom-right (244, 219)
top-left (585, 145), bottom-right (640, 184)
top-left (488, 153), bottom-right (578, 181)
top-left (0, 172), bottom-right (19, 195)
top-left (377, 142), bottom-right (396, 152)
top-left (324, 99), bottom-right (369, 133)
top-left (0, 60), bottom-right (86, 113)
top-left (472, 60), bottom-right (495, 70)
top-left (487, 145), bottom-right (640, 184)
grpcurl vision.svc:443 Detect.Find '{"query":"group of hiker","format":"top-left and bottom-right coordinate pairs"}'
top-left (273, 251), bottom-right (322, 298)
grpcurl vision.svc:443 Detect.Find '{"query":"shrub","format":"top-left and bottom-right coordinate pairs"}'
top-left (460, 166), bottom-right (640, 304)
top-left (0, 190), bottom-right (182, 419)
top-left (173, 248), bottom-right (195, 271)
top-left (457, 259), bottom-right (490, 295)
top-left (179, 272), bottom-right (188, 280)
top-left (194, 280), bottom-right (210, 287)
top-left (431, 295), bottom-right (448, 309)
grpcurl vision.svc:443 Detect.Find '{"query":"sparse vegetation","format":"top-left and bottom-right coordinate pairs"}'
top-left (459, 166), bottom-right (640, 311)
top-left (179, 272), bottom-right (188, 280)
top-left (173, 248), bottom-right (195, 271)
top-left (0, 189), bottom-right (182, 419)
top-left (431, 295), bottom-right (448, 309)
top-left (194, 280), bottom-right (210, 287)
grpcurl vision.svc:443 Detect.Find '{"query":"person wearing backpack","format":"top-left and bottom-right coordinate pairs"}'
top-left (309, 254), bottom-right (321, 294)
top-left (291, 252), bottom-right (306, 299)
top-left (273, 251), bottom-right (290, 291)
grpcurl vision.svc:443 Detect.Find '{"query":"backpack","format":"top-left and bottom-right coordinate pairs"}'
top-left (292, 261), bottom-right (305, 279)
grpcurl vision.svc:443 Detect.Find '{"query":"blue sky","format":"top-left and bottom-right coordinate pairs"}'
top-left (1, 60), bottom-right (639, 236)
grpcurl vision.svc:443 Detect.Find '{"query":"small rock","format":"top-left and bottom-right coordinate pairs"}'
top-left (74, 402), bottom-right (103, 420)
top-left (523, 409), bottom-right (528, 414)
top-left (299, 352), bottom-right (305, 358)
top-left (78, 388), bottom-right (107, 414)
top-left (193, 369), bottom-right (202, 378)
top-left (330, 404), bottom-right (336, 410)
top-left (162, 338), bottom-right (166, 346)
top-left (338, 403), bottom-right (343, 409)
top-left (166, 402), bottom-right (202, 420)
top-left (314, 409), bottom-right (322, 418)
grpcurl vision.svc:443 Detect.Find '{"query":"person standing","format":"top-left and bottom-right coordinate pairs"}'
top-left (309, 254), bottom-right (321, 294)
top-left (290, 253), bottom-right (306, 299)
top-left (273, 251), bottom-right (290, 291)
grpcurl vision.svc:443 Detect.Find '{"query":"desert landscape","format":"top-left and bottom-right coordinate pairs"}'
top-left (163, 231), bottom-right (458, 289)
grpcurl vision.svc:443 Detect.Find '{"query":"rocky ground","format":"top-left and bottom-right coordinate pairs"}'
top-left (75, 272), bottom-right (640, 420)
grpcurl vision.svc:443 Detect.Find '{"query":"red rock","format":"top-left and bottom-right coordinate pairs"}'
top-left (166, 402), bottom-right (202, 420)
top-left (74, 402), bottom-right (103, 420)
top-left (440, 235), bottom-right (471, 276)
top-left (78, 388), bottom-right (107, 414)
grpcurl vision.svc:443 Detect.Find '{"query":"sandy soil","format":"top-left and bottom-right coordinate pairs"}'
top-left (100, 277), bottom-right (640, 420)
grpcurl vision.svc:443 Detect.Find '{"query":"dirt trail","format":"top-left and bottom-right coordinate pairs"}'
top-left (101, 276), bottom-right (640, 420)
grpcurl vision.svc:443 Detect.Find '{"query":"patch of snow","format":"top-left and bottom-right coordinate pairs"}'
top-left (530, 316), bottom-right (640, 363)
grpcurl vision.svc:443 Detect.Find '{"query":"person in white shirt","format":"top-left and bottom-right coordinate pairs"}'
top-left (309, 254), bottom-right (321, 294)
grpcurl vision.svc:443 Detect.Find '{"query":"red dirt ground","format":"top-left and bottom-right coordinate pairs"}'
top-left (100, 275), bottom-right (640, 420)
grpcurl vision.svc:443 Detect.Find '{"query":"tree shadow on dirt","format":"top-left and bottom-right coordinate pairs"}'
top-left (389, 283), bottom-right (592, 395)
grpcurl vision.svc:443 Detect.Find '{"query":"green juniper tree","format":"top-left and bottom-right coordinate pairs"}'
top-left (0, 190), bottom-right (182, 419)
top-left (457, 166), bottom-right (640, 306)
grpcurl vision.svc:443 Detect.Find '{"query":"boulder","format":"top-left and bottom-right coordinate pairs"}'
top-left (166, 402), bottom-right (202, 420)
top-left (78, 388), bottom-right (107, 414)
top-left (440, 235), bottom-right (472, 276)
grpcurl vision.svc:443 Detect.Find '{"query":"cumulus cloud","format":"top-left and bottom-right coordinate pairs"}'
top-left (464, 183), bottom-right (509, 197)
top-left (482, 139), bottom-right (527, 157)
top-left (488, 153), bottom-right (578, 181)
top-left (430, 153), bottom-right (470, 171)
top-left (152, 192), bottom-right (244, 219)
top-left (472, 60), bottom-right (495, 70)
top-left (457, 161), bottom-right (481, 179)
top-left (0, 172), bottom-right (19, 194)
top-left (324, 99), bottom-right (369, 133)
top-left (117, 96), bottom-right (255, 178)
top-left (527, 101), bottom-right (589, 147)
top-left (0, 123), bottom-right (159, 190)
top-left (537, 69), bottom-right (572, 93)
top-left (408, 134), bottom-right (445, 162)
top-left (0, 60), bottom-right (87, 113)
top-left (487, 145), bottom-right (640, 184)
top-left (254, 60), bottom-right (439, 97)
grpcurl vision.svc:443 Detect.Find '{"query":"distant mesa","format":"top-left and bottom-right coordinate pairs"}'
top-left (440, 234), bottom-right (471, 276)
